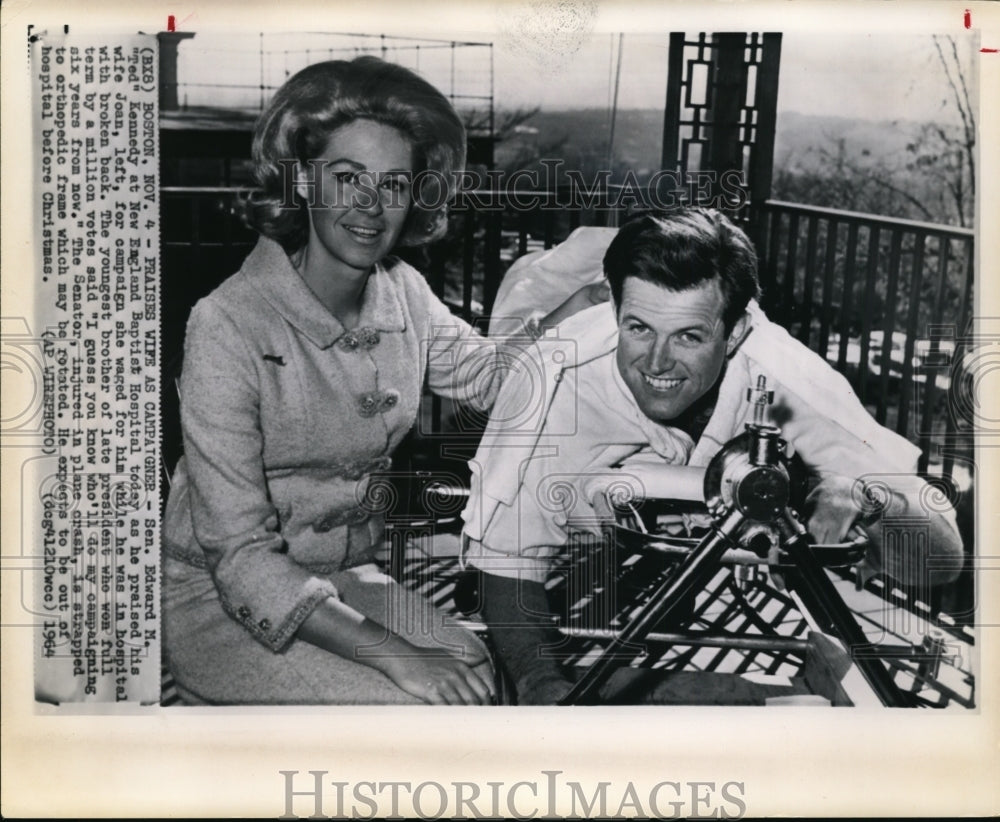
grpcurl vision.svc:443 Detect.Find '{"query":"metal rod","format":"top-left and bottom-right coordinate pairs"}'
top-left (857, 225), bottom-right (881, 407)
top-left (799, 216), bottom-right (819, 344)
top-left (917, 236), bottom-right (951, 473)
top-left (562, 626), bottom-right (920, 659)
top-left (876, 229), bottom-right (904, 425)
top-left (779, 512), bottom-right (916, 707)
top-left (645, 541), bottom-right (764, 564)
top-left (561, 627), bottom-right (811, 653)
top-left (606, 33), bottom-right (625, 172)
top-left (558, 508), bottom-right (744, 705)
top-left (818, 219), bottom-right (839, 357)
top-left (897, 231), bottom-right (927, 436)
top-left (758, 200), bottom-right (974, 238)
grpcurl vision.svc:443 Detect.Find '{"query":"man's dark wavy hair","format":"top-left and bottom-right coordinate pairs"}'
top-left (603, 208), bottom-right (761, 332)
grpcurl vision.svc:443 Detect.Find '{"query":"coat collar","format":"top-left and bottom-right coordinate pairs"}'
top-left (243, 237), bottom-right (407, 349)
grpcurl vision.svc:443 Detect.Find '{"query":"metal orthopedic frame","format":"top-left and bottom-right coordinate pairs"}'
top-left (558, 377), bottom-right (930, 707)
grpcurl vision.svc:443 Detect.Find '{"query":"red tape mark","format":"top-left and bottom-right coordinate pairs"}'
top-left (167, 15), bottom-right (176, 32)
top-left (966, 9), bottom-right (999, 51)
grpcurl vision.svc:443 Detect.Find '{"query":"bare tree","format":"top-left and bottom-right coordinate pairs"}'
top-left (462, 106), bottom-right (542, 140)
top-left (773, 35), bottom-right (975, 228)
top-left (917, 34), bottom-right (977, 227)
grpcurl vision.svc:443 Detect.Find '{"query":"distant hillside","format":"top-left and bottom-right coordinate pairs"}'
top-left (774, 111), bottom-right (924, 173)
top-left (770, 110), bottom-right (971, 225)
top-left (495, 108), bottom-right (664, 177)
top-left (495, 107), bottom-right (929, 179)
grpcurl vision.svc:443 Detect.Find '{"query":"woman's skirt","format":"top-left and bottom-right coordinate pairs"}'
top-left (162, 553), bottom-right (490, 705)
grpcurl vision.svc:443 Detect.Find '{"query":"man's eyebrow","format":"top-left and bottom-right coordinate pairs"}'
top-left (622, 310), bottom-right (714, 330)
top-left (675, 320), bottom-right (714, 332)
top-left (620, 312), bottom-right (647, 324)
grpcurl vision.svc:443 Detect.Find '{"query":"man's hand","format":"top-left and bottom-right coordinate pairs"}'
top-left (802, 474), bottom-right (903, 587)
top-left (584, 472), bottom-right (646, 524)
top-left (536, 280), bottom-right (611, 333)
top-left (802, 474), bottom-right (872, 544)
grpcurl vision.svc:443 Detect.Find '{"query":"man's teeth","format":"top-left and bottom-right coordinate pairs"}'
top-left (643, 374), bottom-right (683, 390)
top-left (345, 226), bottom-right (379, 237)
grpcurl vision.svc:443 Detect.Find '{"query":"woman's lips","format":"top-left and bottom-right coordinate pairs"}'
top-left (343, 224), bottom-right (383, 243)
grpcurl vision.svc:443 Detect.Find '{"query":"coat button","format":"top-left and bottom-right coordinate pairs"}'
top-left (237, 605), bottom-right (251, 620)
top-left (359, 327), bottom-right (381, 348)
top-left (382, 391), bottom-right (398, 408)
top-left (259, 618), bottom-right (272, 631)
top-left (358, 393), bottom-right (379, 417)
top-left (338, 332), bottom-right (360, 351)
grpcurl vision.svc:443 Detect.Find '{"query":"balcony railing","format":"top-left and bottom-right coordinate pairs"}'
top-left (752, 201), bottom-right (974, 482)
top-left (161, 187), bottom-right (974, 485)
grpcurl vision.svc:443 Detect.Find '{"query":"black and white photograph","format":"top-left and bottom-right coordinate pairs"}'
top-left (2, 0), bottom-right (998, 817)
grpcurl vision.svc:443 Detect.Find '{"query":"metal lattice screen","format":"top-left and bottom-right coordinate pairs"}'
top-left (661, 32), bottom-right (782, 214)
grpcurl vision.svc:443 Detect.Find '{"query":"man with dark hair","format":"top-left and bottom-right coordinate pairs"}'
top-left (603, 211), bottom-right (760, 438)
top-left (602, 209), bottom-right (761, 329)
top-left (461, 208), bottom-right (964, 705)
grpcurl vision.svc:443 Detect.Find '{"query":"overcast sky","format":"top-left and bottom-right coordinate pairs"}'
top-left (178, 29), bottom-right (977, 126)
top-left (490, 31), bottom-right (978, 124)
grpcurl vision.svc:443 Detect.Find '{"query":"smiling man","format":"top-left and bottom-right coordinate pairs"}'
top-left (460, 208), bottom-right (964, 705)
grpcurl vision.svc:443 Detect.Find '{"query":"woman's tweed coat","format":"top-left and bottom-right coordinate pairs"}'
top-left (162, 237), bottom-right (501, 703)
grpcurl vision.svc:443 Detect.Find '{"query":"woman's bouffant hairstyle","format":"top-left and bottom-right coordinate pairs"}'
top-left (245, 56), bottom-right (466, 252)
top-left (603, 208), bottom-right (761, 333)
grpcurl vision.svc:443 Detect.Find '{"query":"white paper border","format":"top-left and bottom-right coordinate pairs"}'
top-left (2, 0), bottom-right (998, 817)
